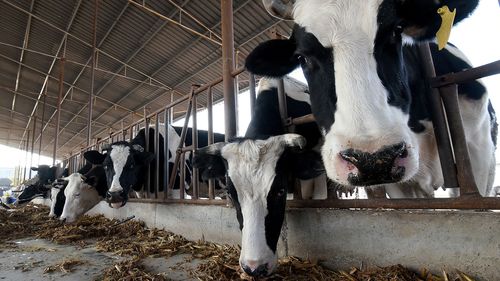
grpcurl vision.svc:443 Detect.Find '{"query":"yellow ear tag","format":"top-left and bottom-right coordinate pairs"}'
top-left (436, 5), bottom-right (456, 50)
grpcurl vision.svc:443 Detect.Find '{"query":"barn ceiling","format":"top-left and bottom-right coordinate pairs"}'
top-left (0, 0), bottom-right (293, 159)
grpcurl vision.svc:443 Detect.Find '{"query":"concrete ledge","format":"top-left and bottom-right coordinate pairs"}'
top-left (33, 199), bottom-right (500, 280)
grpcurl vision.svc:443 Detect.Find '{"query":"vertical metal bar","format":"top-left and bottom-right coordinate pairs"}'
top-left (53, 57), bottom-right (65, 166)
top-left (277, 78), bottom-right (288, 128)
top-left (180, 153), bottom-right (185, 199)
top-left (168, 89), bottom-right (194, 191)
top-left (38, 88), bottom-right (47, 165)
top-left (87, 0), bottom-right (99, 146)
top-left (155, 113), bottom-right (160, 199)
top-left (418, 43), bottom-right (458, 188)
top-left (207, 86), bottom-right (215, 199)
top-left (23, 132), bottom-right (30, 181)
top-left (192, 92), bottom-right (199, 199)
top-left (249, 73), bottom-right (256, 117)
top-left (440, 84), bottom-right (479, 195)
top-left (29, 116), bottom-right (37, 178)
top-left (143, 107), bottom-right (150, 198)
top-left (221, 0), bottom-right (237, 140)
top-left (163, 108), bottom-right (170, 200)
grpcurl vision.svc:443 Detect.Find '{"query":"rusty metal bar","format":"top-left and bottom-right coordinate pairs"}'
top-left (221, 0), bottom-right (237, 140)
top-left (23, 131), bottom-right (30, 181)
top-left (277, 78), bottom-right (289, 128)
top-left (29, 116), bottom-right (37, 178)
top-left (432, 60), bottom-right (500, 88)
top-left (143, 107), bottom-right (150, 198)
top-left (87, 0), bottom-right (98, 146)
top-left (440, 84), bottom-right (479, 195)
top-left (286, 196), bottom-right (500, 209)
top-left (290, 114), bottom-right (315, 126)
top-left (53, 57), bottom-right (65, 165)
top-left (154, 113), bottom-right (160, 199)
top-left (164, 108), bottom-right (170, 201)
top-left (180, 153), bottom-right (186, 199)
top-left (249, 73), bottom-right (256, 117)
top-left (168, 88), bottom-right (194, 192)
top-left (207, 87), bottom-right (215, 199)
top-left (128, 198), bottom-right (227, 205)
top-left (418, 43), bottom-right (458, 188)
top-left (38, 88), bottom-right (47, 164)
top-left (192, 92), bottom-right (199, 199)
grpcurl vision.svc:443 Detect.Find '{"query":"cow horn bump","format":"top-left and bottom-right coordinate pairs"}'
top-left (262, 0), bottom-right (295, 20)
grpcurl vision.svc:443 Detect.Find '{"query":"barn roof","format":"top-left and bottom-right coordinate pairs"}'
top-left (0, 0), bottom-right (293, 159)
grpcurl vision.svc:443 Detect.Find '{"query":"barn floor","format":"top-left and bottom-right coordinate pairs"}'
top-left (0, 239), bottom-right (198, 281)
top-left (0, 204), bottom-right (482, 281)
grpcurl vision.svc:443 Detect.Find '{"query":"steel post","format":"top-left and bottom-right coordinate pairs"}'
top-left (249, 73), bottom-right (256, 116)
top-left (192, 92), bottom-right (199, 199)
top-left (53, 57), bottom-right (65, 165)
top-left (88, 0), bottom-right (99, 146)
top-left (221, 0), bottom-right (237, 140)
top-left (29, 116), bottom-right (37, 178)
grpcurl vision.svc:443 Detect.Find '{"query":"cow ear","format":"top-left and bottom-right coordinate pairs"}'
top-left (245, 39), bottom-right (299, 77)
top-left (84, 150), bottom-right (106, 165)
top-left (289, 150), bottom-right (324, 180)
top-left (193, 143), bottom-right (227, 181)
top-left (396, 0), bottom-right (479, 41)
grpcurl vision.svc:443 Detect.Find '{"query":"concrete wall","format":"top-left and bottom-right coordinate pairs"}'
top-left (35, 199), bottom-right (500, 280)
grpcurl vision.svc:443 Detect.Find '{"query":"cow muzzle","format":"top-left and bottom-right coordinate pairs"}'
top-left (240, 260), bottom-right (272, 277)
top-left (106, 191), bottom-right (127, 209)
top-left (338, 142), bottom-right (408, 186)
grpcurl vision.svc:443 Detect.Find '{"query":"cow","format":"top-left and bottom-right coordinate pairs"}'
top-left (193, 77), bottom-right (325, 277)
top-left (49, 162), bottom-right (94, 218)
top-left (17, 165), bottom-right (68, 204)
top-left (85, 126), bottom-right (225, 208)
top-left (58, 161), bottom-right (108, 223)
top-left (245, 0), bottom-right (497, 198)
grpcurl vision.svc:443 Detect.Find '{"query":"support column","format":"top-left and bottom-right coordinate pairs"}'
top-left (221, 0), bottom-right (237, 140)
top-left (29, 116), bottom-right (37, 177)
top-left (87, 0), bottom-right (99, 146)
top-left (53, 57), bottom-right (65, 166)
top-left (38, 88), bottom-right (47, 165)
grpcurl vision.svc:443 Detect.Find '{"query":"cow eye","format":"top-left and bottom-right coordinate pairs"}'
top-left (74, 193), bottom-right (80, 197)
top-left (277, 188), bottom-right (286, 197)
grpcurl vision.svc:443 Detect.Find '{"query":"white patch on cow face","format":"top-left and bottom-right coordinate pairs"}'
top-left (293, 0), bottom-right (419, 185)
top-left (109, 145), bottom-right (130, 193)
top-left (49, 187), bottom-right (60, 217)
top-left (60, 173), bottom-right (100, 223)
top-left (220, 136), bottom-right (297, 274)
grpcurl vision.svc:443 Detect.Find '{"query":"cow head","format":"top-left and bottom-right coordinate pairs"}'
top-left (193, 134), bottom-right (323, 277)
top-left (84, 143), bottom-right (154, 208)
top-left (246, 0), bottom-right (478, 188)
top-left (59, 165), bottom-right (106, 223)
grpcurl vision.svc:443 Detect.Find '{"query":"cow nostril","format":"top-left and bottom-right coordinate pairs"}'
top-left (339, 149), bottom-right (359, 164)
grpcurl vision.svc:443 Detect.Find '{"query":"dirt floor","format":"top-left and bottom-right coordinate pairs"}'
top-left (0, 204), bottom-right (479, 281)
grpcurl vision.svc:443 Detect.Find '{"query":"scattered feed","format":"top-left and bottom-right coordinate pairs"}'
top-left (0, 204), bottom-right (477, 280)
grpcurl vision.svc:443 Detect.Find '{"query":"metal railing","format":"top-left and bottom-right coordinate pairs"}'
top-left (60, 42), bottom-right (500, 210)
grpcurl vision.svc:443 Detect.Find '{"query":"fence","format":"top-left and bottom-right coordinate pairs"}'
top-left (59, 41), bottom-right (500, 210)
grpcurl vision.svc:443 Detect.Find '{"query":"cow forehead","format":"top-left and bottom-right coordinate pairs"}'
top-left (110, 145), bottom-right (131, 166)
top-left (221, 139), bottom-right (285, 198)
top-left (294, 0), bottom-right (382, 48)
top-left (64, 173), bottom-right (84, 195)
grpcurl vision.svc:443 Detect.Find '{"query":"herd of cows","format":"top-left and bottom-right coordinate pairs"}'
top-left (6, 0), bottom-right (498, 277)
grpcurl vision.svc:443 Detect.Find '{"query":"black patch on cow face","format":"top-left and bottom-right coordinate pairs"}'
top-left (291, 26), bottom-right (337, 133)
top-left (264, 152), bottom-right (290, 253)
top-left (375, 1), bottom-right (412, 115)
top-left (226, 178), bottom-right (244, 231)
top-left (53, 186), bottom-right (66, 218)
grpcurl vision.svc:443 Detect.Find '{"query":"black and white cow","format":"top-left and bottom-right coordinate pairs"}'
top-left (49, 162), bottom-right (94, 218)
top-left (85, 126), bottom-right (225, 208)
top-left (58, 161), bottom-right (108, 223)
top-left (17, 165), bottom-right (68, 204)
top-left (245, 0), bottom-right (497, 198)
top-left (193, 78), bottom-right (324, 277)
